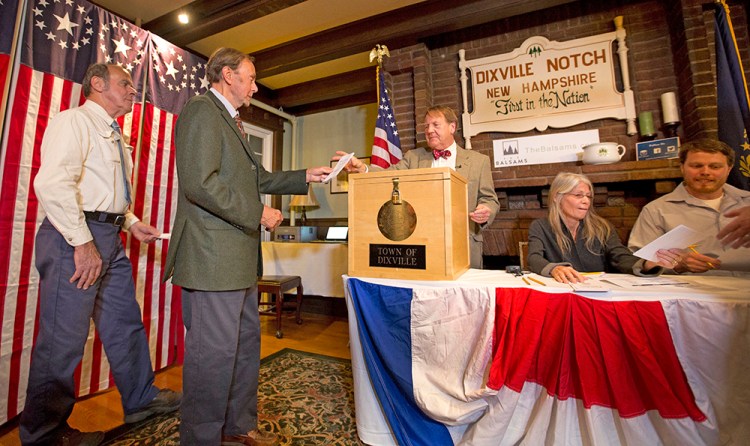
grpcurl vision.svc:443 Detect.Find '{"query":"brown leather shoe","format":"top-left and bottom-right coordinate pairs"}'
top-left (55, 426), bottom-right (104, 446)
top-left (221, 429), bottom-right (279, 446)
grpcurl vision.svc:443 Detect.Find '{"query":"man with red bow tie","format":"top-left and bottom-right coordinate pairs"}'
top-left (338, 105), bottom-right (499, 268)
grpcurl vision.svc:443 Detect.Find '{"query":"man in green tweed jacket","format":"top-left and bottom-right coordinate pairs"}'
top-left (163, 47), bottom-right (330, 446)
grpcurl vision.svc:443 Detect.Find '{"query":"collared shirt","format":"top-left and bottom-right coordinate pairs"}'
top-left (431, 141), bottom-right (457, 170)
top-left (210, 87), bottom-right (239, 118)
top-left (34, 100), bottom-right (138, 246)
top-left (629, 182), bottom-right (750, 274)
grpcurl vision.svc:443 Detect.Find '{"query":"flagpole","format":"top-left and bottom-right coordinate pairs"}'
top-left (0, 0), bottom-right (27, 158)
top-left (123, 41), bottom-right (151, 251)
top-left (369, 44), bottom-right (403, 169)
top-left (370, 44), bottom-right (390, 97)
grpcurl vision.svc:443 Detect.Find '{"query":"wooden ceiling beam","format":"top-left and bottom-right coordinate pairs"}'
top-left (273, 67), bottom-right (376, 109)
top-left (250, 68), bottom-right (376, 115)
top-left (286, 91), bottom-right (376, 116)
top-left (142, 0), bottom-right (307, 47)
top-left (251, 0), bottom-right (577, 78)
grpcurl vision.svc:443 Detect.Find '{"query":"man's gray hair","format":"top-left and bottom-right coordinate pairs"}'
top-left (82, 63), bottom-right (110, 97)
top-left (205, 48), bottom-right (254, 84)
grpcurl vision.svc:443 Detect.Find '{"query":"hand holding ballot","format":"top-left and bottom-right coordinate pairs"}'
top-left (332, 150), bottom-right (368, 174)
top-left (305, 165), bottom-right (334, 183)
top-left (632, 224), bottom-right (722, 273)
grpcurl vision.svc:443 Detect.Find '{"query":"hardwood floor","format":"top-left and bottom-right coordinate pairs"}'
top-left (0, 312), bottom-right (352, 445)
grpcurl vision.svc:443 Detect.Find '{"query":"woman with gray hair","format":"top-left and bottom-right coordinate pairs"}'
top-left (528, 172), bottom-right (668, 283)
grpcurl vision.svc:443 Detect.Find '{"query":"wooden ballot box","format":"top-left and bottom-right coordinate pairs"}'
top-left (348, 167), bottom-right (469, 280)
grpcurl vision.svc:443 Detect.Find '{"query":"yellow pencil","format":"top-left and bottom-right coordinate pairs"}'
top-left (522, 277), bottom-right (530, 285)
top-left (527, 276), bottom-right (546, 286)
top-left (687, 245), bottom-right (715, 269)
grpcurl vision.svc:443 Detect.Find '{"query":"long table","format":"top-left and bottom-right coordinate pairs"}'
top-left (345, 270), bottom-right (750, 445)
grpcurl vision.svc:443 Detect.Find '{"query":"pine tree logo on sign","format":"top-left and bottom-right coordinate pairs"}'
top-left (503, 141), bottom-right (519, 156)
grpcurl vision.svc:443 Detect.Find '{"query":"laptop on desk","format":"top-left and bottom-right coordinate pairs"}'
top-left (312, 226), bottom-right (348, 243)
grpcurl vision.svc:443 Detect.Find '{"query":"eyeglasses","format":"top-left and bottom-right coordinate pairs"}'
top-left (564, 193), bottom-right (593, 200)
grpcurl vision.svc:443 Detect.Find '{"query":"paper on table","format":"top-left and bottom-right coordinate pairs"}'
top-left (569, 279), bottom-right (611, 292)
top-left (633, 224), bottom-right (703, 262)
top-left (603, 276), bottom-right (690, 288)
top-left (525, 273), bottom-right (610, 292)
top-left (322, 152), bottom-right (355, 184)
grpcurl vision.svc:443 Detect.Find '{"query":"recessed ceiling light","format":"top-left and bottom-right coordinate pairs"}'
top-left (178, 13), bottom-right (189, 24)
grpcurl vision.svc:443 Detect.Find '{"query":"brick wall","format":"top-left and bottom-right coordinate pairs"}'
top-left (379, 0), bottom-right (749, 257)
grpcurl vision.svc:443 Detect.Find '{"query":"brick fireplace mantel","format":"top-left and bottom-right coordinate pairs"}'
top-left (492, 158), bottom-right (683, 189)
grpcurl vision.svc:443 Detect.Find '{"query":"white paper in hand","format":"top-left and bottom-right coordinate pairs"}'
top-left (633, 224), bottom-right (702, 262)
top-left (323, 152), bottom-right (355, 184)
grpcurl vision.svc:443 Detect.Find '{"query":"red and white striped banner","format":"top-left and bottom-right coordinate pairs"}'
top-left (1, 66), bottom-right (85, 420)
top-left (0, 0), bottom-right (204, 424)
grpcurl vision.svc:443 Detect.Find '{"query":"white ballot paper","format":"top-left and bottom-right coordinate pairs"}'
top-left (323, 152), bottom-right (355, 184)
top-left (633, 224), bottom-right (703, 262)
top-left (158, 233), bottom-right (171, 240)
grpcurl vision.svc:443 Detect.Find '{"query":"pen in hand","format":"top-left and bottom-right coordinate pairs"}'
top-left (687, 244), bottom-right (715, 269)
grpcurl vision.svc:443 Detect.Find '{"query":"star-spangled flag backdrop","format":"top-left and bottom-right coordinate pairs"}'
top-left (715, 1), bottom-right (750, 190)
top-left (0, 0), bottom-right (21, 132)
top-left (0, 0), bottom-right (207, 423)
top-left (370, 68), bottom-right (402, 169)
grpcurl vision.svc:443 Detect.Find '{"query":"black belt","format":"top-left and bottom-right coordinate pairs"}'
top-left (83, 211), bottom-right (126, 227)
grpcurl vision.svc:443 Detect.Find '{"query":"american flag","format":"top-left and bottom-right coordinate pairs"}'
top-left (0, 0), bottom-right (206, 423)
top-left (371, 68), bottom-right (402, 168)
top-left (132, 32), bottom-right (209, 368)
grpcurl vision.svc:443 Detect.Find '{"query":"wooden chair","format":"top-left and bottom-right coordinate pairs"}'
top-left (257, 275), bottom-right (303, 338)
top-left (519, 241), bottom-right (529, 272)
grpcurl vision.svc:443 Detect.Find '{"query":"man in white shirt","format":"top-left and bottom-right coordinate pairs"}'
top-left (629, 138), bottom-right (750, 274)
top-left (338, 106), bottom-right (499, 268)
top-left (20, 64), bottom-right (180, 446)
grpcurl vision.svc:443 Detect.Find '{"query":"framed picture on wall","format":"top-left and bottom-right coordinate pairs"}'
top-left (330, 156), bottom-right (370, 194)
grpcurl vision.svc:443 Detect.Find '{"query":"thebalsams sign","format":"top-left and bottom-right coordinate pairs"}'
top-left (459, 17), bottom-right (636, 148)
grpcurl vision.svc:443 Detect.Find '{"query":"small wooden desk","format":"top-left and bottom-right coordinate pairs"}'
top-left (257, 275), bottom-right (303, 338)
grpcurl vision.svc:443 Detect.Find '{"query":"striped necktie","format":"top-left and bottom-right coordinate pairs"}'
top-left (111, 121), bottom-right (132, 204)
top-left (234, 114), bottom-right (246, 139)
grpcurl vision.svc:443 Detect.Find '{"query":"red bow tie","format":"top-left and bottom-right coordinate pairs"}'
top-left (433, 149), bottom-right (451, 160)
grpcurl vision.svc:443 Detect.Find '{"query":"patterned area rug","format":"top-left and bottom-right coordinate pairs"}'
top-left (102, 349), bottom-right (363, 445)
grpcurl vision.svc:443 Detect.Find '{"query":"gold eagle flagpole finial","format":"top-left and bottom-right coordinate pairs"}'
top-left (369, 44), bottom-right (390, 66)
top-left (370, 45), bottom-right (391, 103)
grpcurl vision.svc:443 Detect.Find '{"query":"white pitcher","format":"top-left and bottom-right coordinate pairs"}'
top-left (582, 142), bottom-right (627, 164)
